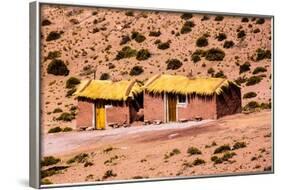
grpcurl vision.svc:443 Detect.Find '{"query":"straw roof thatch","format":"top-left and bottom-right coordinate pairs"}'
top-left (144, 74), bottom-right (240, 96)
top-left (75, 79), bottom-right (143, 101)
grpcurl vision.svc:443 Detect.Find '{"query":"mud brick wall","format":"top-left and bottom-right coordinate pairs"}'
top-left (77, 101), bottom-right (93, 129)
top-left (144, 93), bottom-right (164, 122)
top-left (106, 105), bottom-right (129, 125)
top-left (177, 95), bottom-right (217, 120)
top-left (216, 87), bottom-right (242, 118)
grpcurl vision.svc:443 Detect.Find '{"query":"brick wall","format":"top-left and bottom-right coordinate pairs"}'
top-left (76, 101), bottom-right (93, 129)
top-left (106, 105), bottom-right (129, 125)
top-left (144, 93), bottom-right (164, 122)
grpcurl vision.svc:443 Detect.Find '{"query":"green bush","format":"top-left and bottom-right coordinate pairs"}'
top-left (120, 35), bottom-right (131, 45)
top-left (243, 101), bottom-right (259, 110)
top-left (243, 92), bottom-right (257, 99)
top-left (46, 51), bottom-right (61, 60)
top-left (53, 108), bottom-right (63, 113)
top-left (237, 30), bottom-right (246, 38)
top-left (100, 73), bottom-right (110, 80)
top-left (191, 49), bottom-right (206, 63)
top-left (187, 147), bottom-right (202, 155)
top-left (196, 36), bottom-right (208, 47)
top-left (232, 141), bottom-right (247, 150)
top-left (66, 88), bottom-right (76, 97)
top-left (57, 112), bottom-right (75, 122)
top-left (223, 40), bottom-right (235, 48)
top-left (253, 28), bottom-right (261, 33)
top-left (115, 46), bottom-right (137, 60)
top-left (149, 31), bottom-right (161, 37)
top-left (239, 62), bottom-right (251, 74)
top-left (235, 76), bottom-right (247, 85)
top-left (41, 156), bottom-right (61, 166)
top-left (221, 152), bottom-right (236, 161)
top-left (46, 31), bottom-right (61, 41)
top-left (201, 15), bottom-right (210, 21)
top-left (136, 49), bottom-right (151, 61)
top-left (214, 70), bottom-right (225, 78)
top-left (253, 67), bottom-right (267, 74)
top-left (246, 76), bottom-right (262, 86)
top-left (41, 166), bottom-right (68, 178)
top-left (181, 13), bottom-right (193, 20)
top-left (241, 17), bottom-right (249, 22)
top-left (102, 170), bottom-right (117, 179)
top-left (214, 15), bottom-right (224, 21)
top-left (192, 158), bottom-right (205, 166)
top-left (180, 21), bottom-right (195, 34)
top-left (166, 59), bottom-right (183, 70)
top-left (108, 62), bottom-right (115, 69)
top-left (125, 11), bottom-right (134, 16)
top-left (66, 77), bottom-right (80, 88)
top-left (205, 48), bottom-right (225, 61)
top-left (42, 19), bottom-right (52, 26)
top-left (47, 59), bottom-right (69, 76)
top-left (157, 42), bottom-right (170, 50)
top-left (207, 67), bottom-right (215, 75)
top-left (214, 144), bottom-right (231, 154)
top-left (67, 153), bottom-right (89, 164)
top-left (256, 18), bottom-right (265, 24)
top-left (131, 31), bottom-right (146, 43)
top-left (63, 127), bottom-right (73, 132)
top-left (130, 66), bottom-right (144, 76)
top-left (216, 33), bottom-right (227, 41)
top-left (48, 127), bottom-right (62, 133)
top-left (211, 156), bottom-right (223, 164)
top-left (256, 48), bottom-right (271, 61)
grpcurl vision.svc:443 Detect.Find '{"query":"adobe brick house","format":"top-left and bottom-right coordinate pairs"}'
top-left (75, 79), bottom-right (143, 130)
top-left (143, 74), bottom-right (241, 123)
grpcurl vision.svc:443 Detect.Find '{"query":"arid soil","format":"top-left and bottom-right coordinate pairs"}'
top-left (40, 5), bottom-right (272, 133)
top-left (41, 110), bottom-right (272, 185)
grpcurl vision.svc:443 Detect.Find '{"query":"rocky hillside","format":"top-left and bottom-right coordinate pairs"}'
top-left (40, 5), bottom-right (272, 132)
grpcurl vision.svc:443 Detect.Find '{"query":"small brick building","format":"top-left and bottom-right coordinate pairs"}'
top-left (143, 74), bottom-right (241, 123)
top-left (75, 79), bottom-right (143, 130)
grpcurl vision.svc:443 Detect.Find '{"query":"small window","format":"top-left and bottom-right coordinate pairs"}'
top-left (177, 95), bottom-right (187, 106)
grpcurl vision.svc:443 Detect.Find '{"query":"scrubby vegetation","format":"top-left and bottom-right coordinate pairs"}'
top-left (66, 88), bottom-right (76, 97)
top-left (136, 49), bottom-right (151, 61)
top-left (115, 46), bottom-right (137, 60)
top-left (47, 59), bottom-right (69, 76)
top-left (164, 148), bottom-right (181, 159)
top-left (41, 156), bottom-right (61, 166)
top-left (216, 33), bottom-right (227, 41)
top-left (103, 170), bottom-right (117, 179)
top-left (67, 153), bottom-right (89, 164)
top-left (120, 35), bottom-right (131, 45)
top-left (42, 19), bottom-right (52, 26)
top-left (214, 144), bottom-right (231, 154)
top-left (214, 15), bottom-right (224, 21)
top-left (211, 152), bottom-right (236, 164)
top-left (63, 127), bottom-right (73, 132)
top-left (207, 67), bottom-right (215, 75)
top-left (166, 59), bottom-right (183, 70)
top-left (57, 112), bottom-right (75, 122)
top-left (237, 30), bottom-right (246, 38)
top-left (243, 101), bottom-right (260, 111)
top-left (239, 62), bottom-right (251, 74)
top-left (180, 21), bottom-right (195, 34)
top-left (246, 76), bottom-right (262, 86)
top-left (214, 70), bottom-right (226, 78)
top-left (125, 11), bottom-right (134, 16)
top-left (181, 13), bottom-right (193, 20)
top-left (157, 41), bottom-right (170, 50)
top-left (223, 40), bottom-right (234, 48)
top-left (243, 92), bottom-right (257, 99)
top-left (41, 166), bottom-right (69, 178)
top-left (100, 73), bottom-right (110, 80)
top-left (256, 18), bottom-right (265, 25)
top-left (46, 31), bottom-right (61, 41)
top-left (255, 48), bottom-right (271, 61)
top-left (149, 31), bottom-right (161, 37)
top-left (53, 108), bottom-right (63, 113)
top-left (201, 15), bottom-right (210, 21)
top-left (66, 77), bottom-right (80, 88)
top-left (45, 51), bottom-right (61, 60)
top-left (205, 48), bottom-right (225, 61)
top-left (241, 17), bottom-right (249, 22)
top-left (131, 31), bottom-right (146, 43)
top-left (187, 147), bottom-right (202, 155)
top-left (253, 67), bottom-right (267, 74)
top-left (232, 141), bottom-right (247, 150)
top-left (41, 178), bottom-right (53, 185)
top-left (130, 66), bottom-right (144, 76)
top-left (48, 127), bottom-right (62, 133)
top-left (196, 36), bottom-right (208, 47)
top-left (192, 158), bottom-right (205, 166)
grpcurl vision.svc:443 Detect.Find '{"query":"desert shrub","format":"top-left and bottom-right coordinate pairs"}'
top-left (232, 141), bottom-right (247, 150)
top-left (256, 48), bottom-right (271, 61)
top-left (205, 48), bottom-right (225, 61)
top-left (100, 73), bottom-right (110, 80)
top-left (92, 28), bottom-right (99, 33)
top-left (187, 147), bottom-right (202, 155)
top-left (235, 76), bottom-right (247, 85)
top-left (223, 40), bottom-right (235, 48)
top-left (191, 54), bottom-right (201, 63)
top-left (207, 67), bottom-right (215, 75)
top-left (67, 153), bottom-right (89, 164)
top-left (53, 108), bottom-right (63, 113)
top-left (201, 15), bottom-right (210, 21)
top-left (42, 19), bottom-right (52, 26)
top-left (120, 35), bottom-right (131, 45)
top-left (165, 149), bottom-right (181, 159)
top-left (130, 66), bottom-right (144, 76)
top-left (211, 156), bottom-right (223, 164)
top-left (84, 161), bottom-right (93, 167)
top-left (214, 15), bottom-right (224, 21)
top-left (180, 21), bottom-right (195, 34)
top-left (196, 36), bottom-right (208, 47)
top-left (154, 39), bottom-right (161, 44)
top-left (115, 46), bottom-right (137, 60)
top-left (63, 127), bottom-right (73, 132)
top-left (253, 28), bottom-right (261, 33)
top-left (41, 178), bottom-right (53, 185)
top-left (149, 31), bottom-right (161, 37)
top-left (239, 62), bottom-right (251, 74)
top-left (214, 144), bottom-right (231, 154)
top-left (246, 76), bottom-right (262, 86)
top-left (241, 17), bottom-right (249, 22)
top-left (103, 170), bottom-right (117, 179)
top-left (253, 67), bottom-right (267, 74)
top-left (221, 152), bottom-right (236, 161)
top-left (237, 30), bottom-right (246, 38)
top-left (256, 18), bottom-right (265, 24)
top-left (125, 11), bottom-right (134, 16)
top-left (192, 158), bottom-right (205, 166)
top-left (216, 33), bottom-right (227, 41)
top-left (166, 59), bottom-right (183, 70)
top-left (46, 51), bottom-right (61, 60)
top-left (57, 112), bottom-right (75, 122)
top-left (108, 62), bottom-right (115, 69)
top-left (47, 59), bottom-right (69, 76)
top-left (46, 31), bottom-right (61, 41)
top-left (103, 147), bottom-right (114, 153)
top-left (66, 77), bottom-right (80, 88)
top-left (136, 49), bottom-right (151, 61)
top-left (214, 70), bottom-right (225, 78)
top-left (243, 101), bottom-right (259, 110)
top-left (41, 156), bottom-right (61, 167)
top-left (41, 166), bottom-right (68, 178)
top-left (260, 102), bottom-right (271, 109)
top-left (243, 92), bottom-right (257, 99)
top-left (48, 127), bottom-right (62, 133)
top-left (69, 18), bottom-right (79, 24)
top-left (181, 13), bottom-right (193, 20)
top-left (66, 88), bottom-right (76, 97)
top-left (184, 21), bottom-right (195, 27)
top-left (157, 41), bottom-right (170, 50)
top-left (131, 31), bottom-right (146, 43)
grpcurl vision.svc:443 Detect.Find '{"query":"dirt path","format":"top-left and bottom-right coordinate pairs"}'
top-left (42, 119), bottom-right (213, 156)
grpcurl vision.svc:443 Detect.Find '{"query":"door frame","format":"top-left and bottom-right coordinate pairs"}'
top-left (164, 93), bottom-right (178, 122)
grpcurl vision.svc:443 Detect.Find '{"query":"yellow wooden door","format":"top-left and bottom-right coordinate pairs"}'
top-left (168, 95), bottom-right (177, 122)
top-left (95, 102), bottom-right (105, 130)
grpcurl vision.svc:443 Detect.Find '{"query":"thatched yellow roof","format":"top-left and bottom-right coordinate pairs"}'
top-left (144, 74), bottom-right (239, 95)
top-left (75, 79), bottom-right (142, 101)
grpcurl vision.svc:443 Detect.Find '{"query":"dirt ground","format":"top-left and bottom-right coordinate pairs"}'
top-left (41, 110), bottom-right (272, 185)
